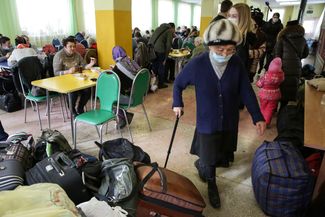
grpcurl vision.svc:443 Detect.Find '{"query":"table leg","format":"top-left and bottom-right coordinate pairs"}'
top-left (174, 58), bottom-right (179, 77)
top-left (313, 156), bottom-right (325, 200)
top-left (46, 90), bottom-right (51, 129)
top-left (68, 93), bottom-right (75, 148)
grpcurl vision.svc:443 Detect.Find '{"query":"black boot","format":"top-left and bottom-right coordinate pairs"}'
top-left (207, 178), bottom-right (221, 208)
top-left (194, 159), bottom-right (207, 182)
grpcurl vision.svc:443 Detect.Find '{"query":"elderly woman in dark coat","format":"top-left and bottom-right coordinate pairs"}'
top-left (173, 19), bottom-right (266, 209)
top-left (273, 20), bottom-right (309, 109)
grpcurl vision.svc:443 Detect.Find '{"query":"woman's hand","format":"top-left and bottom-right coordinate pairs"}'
top-left (256, 121), bottom-right (266, 135)
top-left (173, 107), bottom-right (183, 117)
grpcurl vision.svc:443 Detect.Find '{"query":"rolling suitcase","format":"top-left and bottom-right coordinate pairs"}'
top-left (25, 152), bottom-right (92, 205)
top-left (136, 116), bottom-right (206, 217)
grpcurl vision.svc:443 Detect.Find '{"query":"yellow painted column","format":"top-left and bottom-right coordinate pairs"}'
top-left (95, 0), bottom-right (132, 69)
top-left (200, 0), bottom-right (220, 36)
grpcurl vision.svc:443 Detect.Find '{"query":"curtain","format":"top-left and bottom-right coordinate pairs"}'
top-left (15, 0), bottom-right (77, 47)
top-left (0, 0), bottom-right (21, 42)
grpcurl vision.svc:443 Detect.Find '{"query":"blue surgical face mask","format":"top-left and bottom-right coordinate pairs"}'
top-left (212, 52), bottom-right (233, 63)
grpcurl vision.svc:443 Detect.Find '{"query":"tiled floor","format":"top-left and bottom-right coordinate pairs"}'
top-left (0, 82), bottom-right (277, 217)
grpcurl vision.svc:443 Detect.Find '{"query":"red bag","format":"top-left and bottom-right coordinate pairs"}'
top-left (305, 153), bottom-right (322, 177)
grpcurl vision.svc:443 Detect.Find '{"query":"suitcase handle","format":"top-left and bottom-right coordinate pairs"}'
top-left (48, 158), bottom-right (65, 176)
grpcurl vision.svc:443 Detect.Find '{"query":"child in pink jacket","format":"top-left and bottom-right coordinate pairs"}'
top-left (256, 57), bottom-right (284, 126)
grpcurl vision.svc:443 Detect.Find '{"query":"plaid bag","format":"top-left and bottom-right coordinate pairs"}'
top-left (0, 133), bottom-right (34, 170)
top-left (252, 141), bottom-right (314, 217)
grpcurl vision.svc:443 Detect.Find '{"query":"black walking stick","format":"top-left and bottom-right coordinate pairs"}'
top-left (164, 112), bottom-right (183, 168)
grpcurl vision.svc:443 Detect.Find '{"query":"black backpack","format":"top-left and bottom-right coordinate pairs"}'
top-left (134, 42), bottom-right (150, 68)
top-left (0, 92), bottom-right (22, 112)
top-left (34, 129), bottom-right (72, 162)
top-left (95, 138), bottom-right (151, 164)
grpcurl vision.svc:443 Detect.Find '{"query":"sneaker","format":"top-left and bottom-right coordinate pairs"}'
top-left (207, 179), bottom-right (221, 208)
top-left (194, 159), bottom-right (207, 182)
top-left (158, 84), bottom-right (168, 89)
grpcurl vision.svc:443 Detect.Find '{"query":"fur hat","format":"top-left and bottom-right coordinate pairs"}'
top-left (286, 20), bottom-right (299, 26)
top-left (203, 19), bottom-right (242, 46)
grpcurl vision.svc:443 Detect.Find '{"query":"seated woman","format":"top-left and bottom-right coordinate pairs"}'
top-left (7, 36), bottom-right (37, 66)
top-left (111, 46), bottom-right (139, 128)
top-left (53, 36), bottom-right (96, 116)
top-left (0, 36), bottom-right (13, 63)
top-left (112, 46), bottom-right (140, 99)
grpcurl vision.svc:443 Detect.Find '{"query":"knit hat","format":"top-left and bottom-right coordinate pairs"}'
top-left (203, 19), bottom-right (242, 46)
top-left (268, 57), bottom-right (282, 73)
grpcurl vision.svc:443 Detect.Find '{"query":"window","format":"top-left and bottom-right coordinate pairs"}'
top-left (158, 0), bottom-right (174, 25)
top-left (177, 3), bottom-right (191, 28)
top-left (193, 5), bottom-right (201, 29)
top-left (82, 0), bottom-right (96, 36)
top-left (16, 0), bottom-right (73, 37)
top-left (132, 0), bottom-right (152, 32)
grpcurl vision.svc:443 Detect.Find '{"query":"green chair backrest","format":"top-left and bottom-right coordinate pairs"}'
top-left (129, 68), bottom-right (150, 107)
top-left (96, 70), bottom-right (120, 112)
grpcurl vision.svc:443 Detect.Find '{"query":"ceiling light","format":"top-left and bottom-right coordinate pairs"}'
top-left (276, 0), bottom-right (298, 2)
top-left (279, 2), bottom-right (300, 5)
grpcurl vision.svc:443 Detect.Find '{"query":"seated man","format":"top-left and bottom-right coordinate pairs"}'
top-left (53, 36), bottom-right (96, 116)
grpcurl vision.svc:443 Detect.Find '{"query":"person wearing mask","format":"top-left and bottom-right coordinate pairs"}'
top-left (260, 12), bottom-right (283, 73)
top-left (211, 0), bottom-right (233, 22)
top-left (173, 19), bottom-right (265, 209)
top-left (7, 36), bottom-right (37, 66)
top-left (0, 36), bottom-right (13, 62)
top-left (149, 22), bottom-right (175, 89)
top-left (274, 20), bottom-right (308, 110)
top-left (53, 36), bottom-right (96, 116)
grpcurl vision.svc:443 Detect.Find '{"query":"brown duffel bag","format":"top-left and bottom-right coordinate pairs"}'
top-left (135, 163), bottom-right (206, 217)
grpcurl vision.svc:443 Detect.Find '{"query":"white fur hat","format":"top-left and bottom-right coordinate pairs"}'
top-left (203, 18), bottom-right (242, 46)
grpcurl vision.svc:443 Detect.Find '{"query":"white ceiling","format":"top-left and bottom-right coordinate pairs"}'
top-left (180, 0), bottom-right (324, 7)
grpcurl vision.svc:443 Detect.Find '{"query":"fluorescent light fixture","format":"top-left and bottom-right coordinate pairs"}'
top-left (279, 2), bottom-right (300, 5)
top-left (276, 0), bottom-right (298, 2)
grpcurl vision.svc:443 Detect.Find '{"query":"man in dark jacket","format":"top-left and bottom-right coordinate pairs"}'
top-left (211, 0), bottom-right (233, 22)
top-left (274, 20), bottom-right (309, 109)
top-left (260, 12), bottom-right (283, 72)
top-left (149, 23), bottom-right (175, 89)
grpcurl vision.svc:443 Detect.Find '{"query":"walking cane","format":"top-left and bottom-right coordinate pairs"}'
top-left (164, 112), bottom-right (183, 168)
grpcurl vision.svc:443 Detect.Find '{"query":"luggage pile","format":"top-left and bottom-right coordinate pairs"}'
top-left (252, 103), bottom-right (322, 217)
top-left (0, 126), bottom-right (206, 217)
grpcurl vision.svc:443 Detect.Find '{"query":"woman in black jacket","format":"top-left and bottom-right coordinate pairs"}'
top-left (274, 20), bottom-right (309, 109)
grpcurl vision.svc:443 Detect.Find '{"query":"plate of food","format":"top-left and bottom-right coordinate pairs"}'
top-left (73, 73), bottom-right (88, 80)
top-left (90, 67), bottom-right (101, 73)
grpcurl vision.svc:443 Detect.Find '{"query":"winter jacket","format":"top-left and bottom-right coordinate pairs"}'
top-left (256, 57), bottom-right (284, 101)
top-left (274, 24), bottom-right (309, 101)
top-left (262, 19), bottom-right (283, 52)
top-left (148, 23), bottom-right (173, 58)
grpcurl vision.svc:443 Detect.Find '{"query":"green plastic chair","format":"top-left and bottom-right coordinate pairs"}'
top-left (17, 56), bottom-right (65, 130)
top-left (119, 68), bottom-right (152, 142)
top-left (73, 71), bottom-right (122, 148)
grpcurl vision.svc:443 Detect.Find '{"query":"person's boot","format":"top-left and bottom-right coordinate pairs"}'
top-left (194, 159), bottom-right (207, 182)
top-left (207, 178), bottom-right (221, 208)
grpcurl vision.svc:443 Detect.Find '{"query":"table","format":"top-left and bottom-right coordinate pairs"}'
top-left (32, 70), bottom-right (99, 147)
top-left (304, 82), bottom-right (325, 200)
top-left (168, 49), bottom-right (191, 77)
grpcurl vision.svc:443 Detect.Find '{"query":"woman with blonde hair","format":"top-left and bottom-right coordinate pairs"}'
top-left (228, 3), bottom-right (256, 74)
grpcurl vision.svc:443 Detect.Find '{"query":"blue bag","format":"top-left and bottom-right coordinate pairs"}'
top-left (252, 141), bottom-right (314, 217)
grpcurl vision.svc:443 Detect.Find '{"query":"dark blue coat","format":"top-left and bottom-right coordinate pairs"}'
top-left (173, 52), bottom-right (264, 134)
